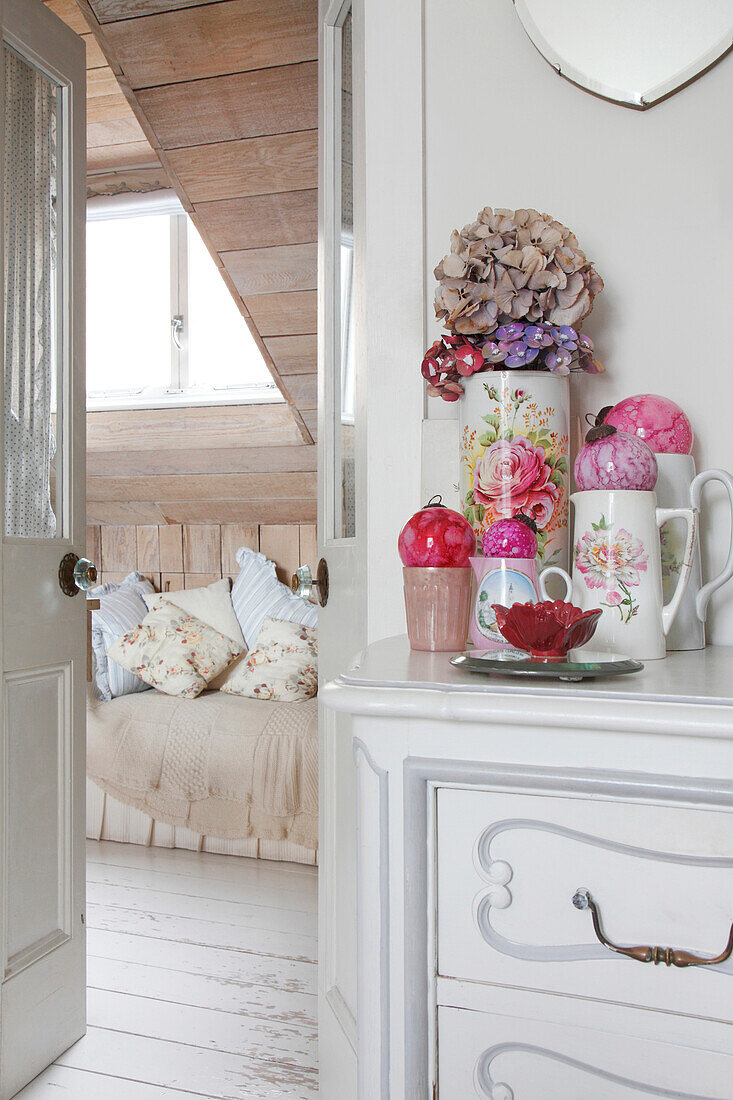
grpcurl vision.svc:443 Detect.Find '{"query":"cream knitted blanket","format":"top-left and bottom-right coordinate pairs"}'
top-left (87, 687), bottom-right (318, 848)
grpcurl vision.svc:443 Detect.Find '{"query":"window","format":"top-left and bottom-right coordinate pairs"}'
top-left (86, 195), bottom-right (282, 409)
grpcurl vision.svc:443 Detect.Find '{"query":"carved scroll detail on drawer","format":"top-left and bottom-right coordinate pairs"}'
top-left (473, 819), bottom-right (733, 971)
top-left (475, 1044), bottom-right (718, 1100)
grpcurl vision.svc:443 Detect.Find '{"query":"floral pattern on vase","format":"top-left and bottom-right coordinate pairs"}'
top-left (574, 514), bottom-right (648, 624)
top-left (460, 371), bottom-right (569, 566)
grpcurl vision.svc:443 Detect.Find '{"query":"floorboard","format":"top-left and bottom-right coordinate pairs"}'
top-left (88, 956), bottom-right (317, 1027)
top-left (16, 841), bottom-right (319, 1097)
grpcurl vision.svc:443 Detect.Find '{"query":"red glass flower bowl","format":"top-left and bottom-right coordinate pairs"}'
top-left (491, 600), bottom-right (603, 662)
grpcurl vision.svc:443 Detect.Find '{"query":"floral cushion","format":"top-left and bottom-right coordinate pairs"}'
top-left (143, 577), bottom-right (245, 647)
top-left (107, 601), bottom-right (243, 700)
top-left (221, 616), bottom-right (317, 702)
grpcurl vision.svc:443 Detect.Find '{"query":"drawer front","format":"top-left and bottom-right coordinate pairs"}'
top-left (438, 1005), bottom-right (733, 1099)
top-left (436, 787), bottom-right (733, 1022)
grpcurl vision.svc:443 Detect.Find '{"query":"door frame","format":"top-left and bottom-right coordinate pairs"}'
top-left (317, 0), bottom-right (426, 1095)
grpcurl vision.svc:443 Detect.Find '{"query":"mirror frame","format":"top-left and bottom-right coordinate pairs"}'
top-left (514, 0), bottom-right (733, 109)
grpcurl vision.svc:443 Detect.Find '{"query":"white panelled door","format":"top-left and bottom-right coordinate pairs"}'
top-left (0, 1), bottom-right (86, 1096)
top-left (317, 0), bottom-right (364, 1096)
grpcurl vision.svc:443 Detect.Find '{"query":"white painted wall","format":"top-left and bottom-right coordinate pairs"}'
top-left (363, 0), bottom-right (426, 644)
top-left (421, 0), bottom-right (733, 644)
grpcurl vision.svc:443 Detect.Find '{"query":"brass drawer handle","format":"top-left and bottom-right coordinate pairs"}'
top-left (572, 888), bottom-right (733, 968)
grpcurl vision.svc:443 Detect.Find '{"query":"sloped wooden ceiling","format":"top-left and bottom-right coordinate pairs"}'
top-left (44, 0), bottom-right (167, 193)
top-left (71, 0), bottom-right (319, 443)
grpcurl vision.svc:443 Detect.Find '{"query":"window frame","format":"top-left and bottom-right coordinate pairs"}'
top-left (85, 192), bottom-right (282, 412)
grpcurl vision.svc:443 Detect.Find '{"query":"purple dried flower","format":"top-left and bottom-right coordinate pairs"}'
top-left (495, 323), bottom-right (525, 342)
top-left (545, 346), bottom-right (573, 372)
top-left (479, 339), bottom-right (507, 364)
top-left (551, 325), bottom-right (578, 351)
top-left (525, 325), bottom-right (553, 349)
top-left (505, 341), bottom-right (539, 367)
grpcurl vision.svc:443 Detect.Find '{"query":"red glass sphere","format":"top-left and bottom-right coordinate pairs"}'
top-left (398, 501), bottom-right (476, 567)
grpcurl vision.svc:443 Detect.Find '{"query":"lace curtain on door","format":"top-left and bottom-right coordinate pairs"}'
top-left (3, 48), bottom-right (58, 538)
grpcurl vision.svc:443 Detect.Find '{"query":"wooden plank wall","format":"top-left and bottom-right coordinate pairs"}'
top-left (87, 521), bottom-right (318, 591)
top-left (85, 403), bottom-right (317, 527)
top-left (77, 0), bottom-right (319, 442)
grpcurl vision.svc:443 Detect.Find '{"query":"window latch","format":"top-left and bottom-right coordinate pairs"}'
top-left (171, 314), bottom-right (184, 351)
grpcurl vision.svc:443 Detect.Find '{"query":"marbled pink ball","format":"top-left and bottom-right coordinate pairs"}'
top-left (574, 429), bottom-right (658, 491)
top-left (605, 394), bottom-right (693, 455)
top-left (398, 504), bottom-right (476, 567)
top-left (482, 516), bottom-right (538, 558)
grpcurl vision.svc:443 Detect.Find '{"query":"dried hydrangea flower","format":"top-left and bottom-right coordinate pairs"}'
top-left (434, 206), bottom-right (604, 336)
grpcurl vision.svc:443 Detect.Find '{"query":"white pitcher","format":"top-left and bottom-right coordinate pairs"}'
top-left (542, 490), bottom-right (698, 660)
top-left (655, 455), bottom-right (733, 650)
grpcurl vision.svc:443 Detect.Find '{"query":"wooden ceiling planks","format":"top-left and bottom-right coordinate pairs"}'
top-left (223, 243), bottom-right (317, 297)
top-left (79, 0), bottom-right (319, 439)
top-left (100, 0), bottom-right (317, 87)
top-left (166, 131), bottom-right (318, 204)
top-left (247, 291), bottom-right (317, 337)
top-left (44, 0), bottom-right (164, 187)
top-left (194, 190), bottom-right (317, 253)
top-left (136, 62), bottom-right (318, 148)
top-left (91, 0), bottom-right (223, 20)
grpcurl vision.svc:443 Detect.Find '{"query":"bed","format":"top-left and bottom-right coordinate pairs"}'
top-left (85, 521), bottom-right (319, 865)
top-left (86, 687), bottom-right (318, 864)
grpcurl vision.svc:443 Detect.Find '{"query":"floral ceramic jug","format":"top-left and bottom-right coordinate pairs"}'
top-left (545, 490), bottom-right (698, 660)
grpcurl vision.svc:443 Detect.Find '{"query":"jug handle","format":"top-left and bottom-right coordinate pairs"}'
top-left (539, 566), bottom-right (573, 602)
top-left (690, 469), bottom-right (733, 623)
top-left (656, 507), bottom-right (698, 637)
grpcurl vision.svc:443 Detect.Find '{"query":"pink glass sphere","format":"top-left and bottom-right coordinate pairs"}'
top-left (398, 503), bottom-right (476, 567)
top-left (605, 394), bottom-right (693, 455)
top-left (574, 427), bottom-right (658, 491)
top-left (482, 515), bottom-right (538, 559)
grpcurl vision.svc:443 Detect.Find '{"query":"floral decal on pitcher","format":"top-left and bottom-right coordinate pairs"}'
top-left (574, 515), bottom-right (648, 624)
top-left (462, 384), bottom-right (568, 564)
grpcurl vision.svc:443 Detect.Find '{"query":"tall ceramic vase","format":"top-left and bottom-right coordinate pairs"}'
top-left (459, 370), bottom-right (570, 568)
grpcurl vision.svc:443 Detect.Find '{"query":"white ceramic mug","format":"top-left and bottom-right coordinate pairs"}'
top-left (544, 490), bottom-right (698, 660)
top-left (655, 455), bottom-right (733, 650)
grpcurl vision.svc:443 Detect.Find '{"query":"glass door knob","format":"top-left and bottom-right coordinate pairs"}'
top-left (291, 559), bottom-right (329, 607)
top-left (59, 553), bottom-right (98, 597)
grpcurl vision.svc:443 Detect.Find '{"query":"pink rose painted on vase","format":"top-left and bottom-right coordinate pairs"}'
top-left (473, 435), bottom-right (561, 529)
top-left (461, 374), bottom-right (569, 566)
top-left (574, 514), bottom-right (648, 623)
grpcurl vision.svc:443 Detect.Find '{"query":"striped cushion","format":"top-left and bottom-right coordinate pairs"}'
top-left (231, 547), bottom-right (318, 647)
top-left (88, 572), bottom-right (155, 700)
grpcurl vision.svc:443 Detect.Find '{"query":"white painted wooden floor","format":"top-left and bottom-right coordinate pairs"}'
top-left (16, 840), bottom-right (318, 1099)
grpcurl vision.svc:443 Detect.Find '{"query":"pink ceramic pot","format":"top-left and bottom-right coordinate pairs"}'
top-left (403, 567), bottom-right (472, 652)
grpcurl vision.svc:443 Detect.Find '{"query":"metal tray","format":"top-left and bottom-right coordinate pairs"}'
top-left (451, 649), bottom-right (644, 681)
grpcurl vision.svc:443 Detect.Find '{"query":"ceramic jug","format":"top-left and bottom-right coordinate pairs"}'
top-left (542, 490), bottom-right (698, 660)
top-left (469, 556), bottom-right (559, 650)
top-left (655, 455), bottom-right (733, 650)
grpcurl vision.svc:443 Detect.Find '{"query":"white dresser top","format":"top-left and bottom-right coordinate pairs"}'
top-left (323, 636), bottom-right (733, 734)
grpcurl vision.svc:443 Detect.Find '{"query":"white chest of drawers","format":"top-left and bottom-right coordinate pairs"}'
top-left (323, 636), bottom-right (733, 1100)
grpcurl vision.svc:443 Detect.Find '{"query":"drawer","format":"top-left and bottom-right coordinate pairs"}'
top-left (436, 787), bottom-right (733, 1023)
top-left (438, 1003), bottom-right (733, 1099)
